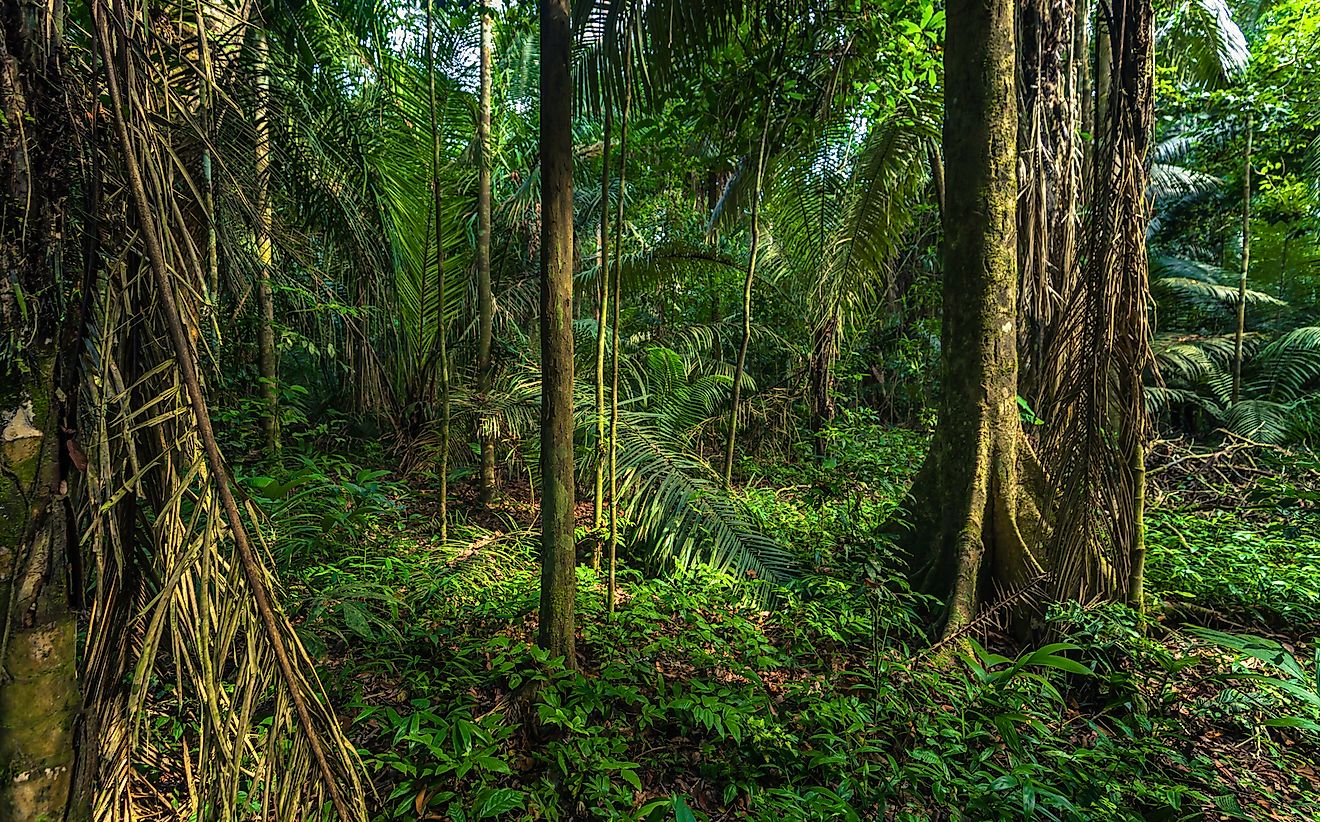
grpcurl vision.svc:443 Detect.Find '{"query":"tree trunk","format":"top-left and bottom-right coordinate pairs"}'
top-left (900, 0), bottom-right (1042, 638)
top-left (1231, 110), bottom-right (1252, 406)
top-left (254, 30), bottom-right (280, 452)
top-left (1, 8), bottom-right (86, 816)
top-left (477, 0), bottom-right (497, 505)
top-left (427, 0), bottom-right (451, 543)
top-left (722, 110), bottom-right (773, 488)
top-left (538, 0), bottom-right (577, 665)
top-left (594, 107), bottom-right (612, 540)
top-left (607, 75), bottom-right (631, 614)
top-left (1, 353), bottom-right (82, 821)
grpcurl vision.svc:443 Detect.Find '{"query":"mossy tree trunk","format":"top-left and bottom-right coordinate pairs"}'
top-left (538, 0), bottom-right (577, 666)
top-left (476, 0), bottom-right (498, 505)
top-left (901, 0), bottom-right (1043, 638)
top-left (1, 4), bottom-right (87, 816)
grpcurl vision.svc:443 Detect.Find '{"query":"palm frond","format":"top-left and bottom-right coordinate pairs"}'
top-left (1157, 0), bottom-right (1250, 87)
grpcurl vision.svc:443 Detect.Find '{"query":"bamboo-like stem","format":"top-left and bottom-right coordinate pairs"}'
top-left (476, 0), bottom-right (497, 504)
top-left (94, 3), bottom-right (356, 815)
top-left (721, 106), bottom-right (773, 489)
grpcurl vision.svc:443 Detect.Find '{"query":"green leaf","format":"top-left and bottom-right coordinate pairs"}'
top-left (472, 787), bottom-right (526, 819)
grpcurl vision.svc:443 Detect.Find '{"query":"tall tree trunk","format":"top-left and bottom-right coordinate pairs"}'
top-left (427, 0), bottom-right (450, 542)
top-left (477, 0), bottom-right (497, 504)
top-left (1, 6), bottom-right (86, 817)
top-left (607, 75), bottom-right (631, 614)
top-left (1231, 110), bottom-right (1252, 406)
top-left (538, 0), bottom-right (577, 665)
top-left (899, 0), bottom-right (1042, 638)
top-left (594, 107), bottom-right (612, 541)
top-left (722, 110), bottom-right (773, 488)
top-left (254, 29), bottom-right (279, 452)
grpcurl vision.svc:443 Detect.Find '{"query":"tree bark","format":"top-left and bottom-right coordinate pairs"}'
top-left (254, 29), bottom-right (280, 452)
top-left (538, 0), bottom-right (577, 665)
top-left (477, 0), bottom-right (497, 505)
top-left (900, 0), bottom-right (1042, 638)
top-left (1, 9), bottom-right (86, 817)
top-left (594, 107), bottom-right (612, 539)
top-left (1, 353), bottom-right (83, 821)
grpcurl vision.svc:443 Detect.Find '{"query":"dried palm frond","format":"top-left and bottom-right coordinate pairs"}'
top-left (1038, 0), bottom-right (1156, 606)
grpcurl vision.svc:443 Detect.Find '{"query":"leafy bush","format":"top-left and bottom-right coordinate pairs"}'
top-left (1146, 509), bottom-right (1320, 626)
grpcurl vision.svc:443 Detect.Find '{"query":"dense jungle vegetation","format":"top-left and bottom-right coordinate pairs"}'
top-left (2, 0), bottom-right (1320, 817)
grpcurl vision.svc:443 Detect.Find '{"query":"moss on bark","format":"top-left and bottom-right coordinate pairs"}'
top-left (894, 0), bottom-right (1045, 641)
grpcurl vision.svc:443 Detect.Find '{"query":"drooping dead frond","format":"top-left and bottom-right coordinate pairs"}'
top-left (1038, 0), bottom-right (1156, 606)
top-left (82, 0), bottom-right (367, 816)
top-left (1015, 0), bottom-right (1082, 402)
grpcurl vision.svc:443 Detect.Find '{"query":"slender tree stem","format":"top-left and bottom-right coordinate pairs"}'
top-left (426, 0), bottom-right (450, 542)
top-left (608, 68), bottom-right (631, 615)
top-left (1231, 109), bottom-right (1252, 406)
top-left (196, 0), bottom-right (218, 304)
top-left (477, 0), bottom-right (497, 505)
top-left (594, 106), bottom-right (612, 546)
top-left (254, 29), bottom-right (279, 452)
top-left (722, 104), bottom-right (773, 489)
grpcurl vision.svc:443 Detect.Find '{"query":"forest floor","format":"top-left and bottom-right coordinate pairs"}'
top-left (244, 424), bottom-right (1320, 821)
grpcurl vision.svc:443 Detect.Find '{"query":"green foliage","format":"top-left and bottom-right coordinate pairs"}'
top-left (1146, 508), bottom-right (1320, 625)
top-left (231, 419), bottom-right (1320, 821)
